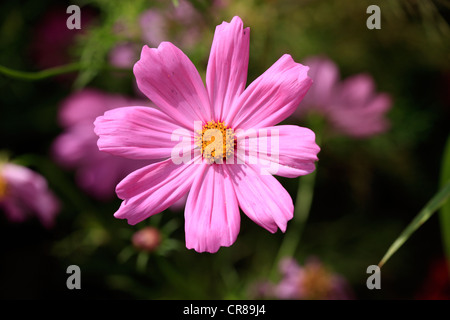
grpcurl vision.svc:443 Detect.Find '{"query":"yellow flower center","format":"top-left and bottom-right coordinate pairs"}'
top-left (195, 121), bottom-right (235, 163)
top-left (0, 174), bottom-right (7, 200)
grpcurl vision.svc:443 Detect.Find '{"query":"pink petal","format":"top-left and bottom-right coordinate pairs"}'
top-left (133, 43), bottom-right (211, 130)
top-left (228, 164), bottom-right (293, 233)
top-left (185, 164), bottom-right (240, 253)
top-left (94, 106), bottom-right (191, 160)
top-left (235, 125), bottom-right (320, 178)
top-left (226, 54), bottom-right (312, 130)
top-left (114, 159), bottom-right (199, 225)
top-left (206, 16), bottom-right (250, 122)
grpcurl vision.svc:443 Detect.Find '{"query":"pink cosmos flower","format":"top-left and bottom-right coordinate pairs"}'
top-left (52, 89), bottom-right (152, 201)
top-left (0, 163), bottom-right (60, 228)
top-left (94, 16), bottom-right (320, 253)
top-left (294, 56), bottom-right (392, 138)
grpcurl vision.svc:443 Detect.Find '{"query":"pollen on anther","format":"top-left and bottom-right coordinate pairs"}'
top-left (194, 121), bottom-right (236, 163)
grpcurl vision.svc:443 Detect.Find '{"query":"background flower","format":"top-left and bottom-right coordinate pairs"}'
top-left (293, 56), bottom-right (392, 138)
top-left (52, 88), bottom-right (151, 201)
top-left (109, 0), bottom-right (208, 69)
top-left (253, 257), bottom-right (354, 300)
top-left (0, 163), bottom-right (60, 228)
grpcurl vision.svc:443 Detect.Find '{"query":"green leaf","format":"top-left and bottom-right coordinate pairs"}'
top-left (378, 179), bottom-right (450, 268)
top-left (439, 135), bottom-right (450, 261)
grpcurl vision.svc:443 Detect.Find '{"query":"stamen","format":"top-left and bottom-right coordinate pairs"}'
top-left (195, 121), bottom-right (236, 163)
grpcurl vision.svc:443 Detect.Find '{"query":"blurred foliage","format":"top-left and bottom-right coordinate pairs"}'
top-left (0, 0), bottom-right (449, 299)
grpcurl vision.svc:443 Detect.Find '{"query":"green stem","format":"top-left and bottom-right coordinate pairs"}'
top-left (0, 63), bottom-right (82, 80)
top-left (379, 179), bottom-right (450, 268)
top-left (269, 117), bottom-right (323, 279)
top-left (0, 63), bottom-right (130, 81)
top-left (270, 168), bottom-right (318, 278)
top-left (439, 135), bottom-right (450, 265)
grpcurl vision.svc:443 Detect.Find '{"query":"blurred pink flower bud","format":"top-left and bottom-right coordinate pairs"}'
top-left (132, 226), bottom-right (162, 252)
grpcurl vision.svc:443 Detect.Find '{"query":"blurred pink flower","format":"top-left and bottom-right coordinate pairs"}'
top-left (52, 89), bottom-right (152, 201)
top-left (139, 9), bottom-right (168, 48)
top-left (295, 56), bottom-right (392, 138)
top-left (94, 16), bottom-right (320, 253)
top-left (273, 257), bottom-right (353, 300)
top-left (110, 0), bottom-right (204, 68)
top-left (109, 43), bottom-right (140, 69)
top-left (0, 163), bottom-right (60, 228)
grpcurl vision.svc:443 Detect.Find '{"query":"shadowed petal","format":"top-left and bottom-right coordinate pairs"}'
top-left (185, 164), bottom-right (240, 253)
top-left (228, 164), bottom-right (293, 233)
top-left (114, 159), bottom-right (199, 225)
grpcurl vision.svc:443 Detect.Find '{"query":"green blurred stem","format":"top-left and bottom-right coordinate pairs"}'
top-left (439, 135), bottom-right (450, 265)
top-left (0, 63), bottom-right (130, 81)
top-left (270, 117), bottom-right (323, 278)
top-left (271, 168), bottom-right (317, 277)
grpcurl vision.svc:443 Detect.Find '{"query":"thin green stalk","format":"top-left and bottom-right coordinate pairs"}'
top-left (270, 168), bottom-right (317, 278)
top-left (379, 179), bottom-right (450, 268)
top-left (0, 63), bottom-right (82, 80)
top-left (439, 135), bottom-right (450, 264)
top-left (0, 63), bottom-right (130, 81)
top-left (270, 123), bottom-right (323, 278)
